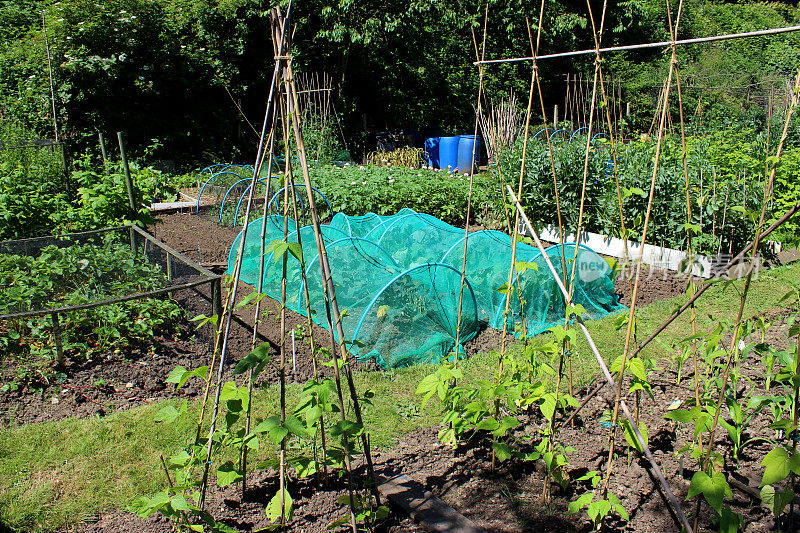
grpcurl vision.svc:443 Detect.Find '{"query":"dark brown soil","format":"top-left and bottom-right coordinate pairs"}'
top-left (72, 467), bottom-right (422, 533)
top-left (0, 321), bottom-right (209, 426)
top-left (613, 265), bottom-right (690, 307)
top-left (68, 305), bottom-right (796, 533)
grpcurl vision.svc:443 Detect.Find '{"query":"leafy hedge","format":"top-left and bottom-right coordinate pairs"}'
top-left (0, 129), bottom-right (180, 240)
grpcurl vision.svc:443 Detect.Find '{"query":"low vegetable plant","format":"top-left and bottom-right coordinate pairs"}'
top-left (416, 322), bottom-right (579, 501)
top-left (0, 240), bottom-right (183, 386)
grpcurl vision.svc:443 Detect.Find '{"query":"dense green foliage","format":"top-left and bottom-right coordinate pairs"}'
top-left (2, 0), bottom-right (798, 164)
top-left (0, 240), bottom-right (183, 386)
top-left (308, 164), bottom-right (507, 227)
top-left (495, 126), bottom-right (800, 253)
top-left (0, 124), bottom-right (181, 240)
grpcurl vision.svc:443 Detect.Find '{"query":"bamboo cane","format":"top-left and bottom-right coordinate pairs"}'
top-left (198, 4), bottom-right (292, 508)
top-left (241, 107), bottom-right (279, 499)
top-left (507, 186), bottom-right (694, 533)
top-left (276, 11), bottom-right (381, 519)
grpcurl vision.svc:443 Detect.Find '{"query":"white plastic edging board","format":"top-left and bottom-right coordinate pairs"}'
top-left (519, 223), bottom-right (713, 278)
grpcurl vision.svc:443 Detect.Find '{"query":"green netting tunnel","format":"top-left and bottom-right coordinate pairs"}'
top-left (228, 208), bottom-right (624, 369)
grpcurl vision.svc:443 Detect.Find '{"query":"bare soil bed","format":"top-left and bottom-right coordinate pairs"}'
top-left (65, 310), bottom-right (798, 533)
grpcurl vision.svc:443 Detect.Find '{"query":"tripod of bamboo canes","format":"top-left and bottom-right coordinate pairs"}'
top-left (197, 4), bottom-right (292, 509)
top-left (271, 7), bottom-right (381, 514)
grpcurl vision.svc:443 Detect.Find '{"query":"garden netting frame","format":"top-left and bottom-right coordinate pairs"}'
top-left (0, 224), bottom-right (222, 322)
top-left (229, 208), bottom-right (625, 369)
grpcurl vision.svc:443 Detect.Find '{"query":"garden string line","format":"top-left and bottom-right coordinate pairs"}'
top-left (476, 24), bottom-right (800, 65)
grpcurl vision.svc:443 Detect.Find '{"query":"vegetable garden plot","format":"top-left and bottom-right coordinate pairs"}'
top-left (0, 225), bottom-right (221, 366)
top-left (228, 208), bottom-right (625, 368)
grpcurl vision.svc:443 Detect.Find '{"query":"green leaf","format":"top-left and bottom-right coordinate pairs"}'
top-left (233, 342), bottom-right (272, 378)
top-left (286, 242), bottom-right (302, 261)
top-left (128, 491), bottom-right (171, 518)
top-left (284, 415), bottom-right (309, 438)
top-left (719, 506), bottom-right (741, 533)
top-left (588, 499), bottom-right (612, 522)
top-left (628, 357), bottom-right (647, 382)
top-left (761, 447), bottom-right (793, 486)
top-left (778, 289), bottom-right (799, 305)
top-left (327, 515), bottom-right (350, 530)
top-left (191, 313), bottom-right (219, 327)
top-left (170, 494), bottom-right (191, 512)
top-left (266, 239), bottom-right (291, 264)
top-left (621, 419), bottom-right (647, 453)
top-left (665, 406), bottom-right (701, 423)
top-left (476, 417), bottom-right (500, 431)
top-left (687, 471), bottom-right (731, 514)
top-left (165, 365), bottom-right (190, 387)
top-left (165, 365), bottom-right (208, 388)
top-left (154, 405), bottom-right (179, 424)
top-left (539, 393), bottom-right (557, 420)
top-left (568, 492), bottom-right (593, 514)
top-left (255, 416), bottom-right (290, 445)
top-left (492, 441), bottom-right (513, 461)
top-left (216, 461), bottom-right (243, 488)
top-left (294, 457), bottom-right (317, 478)
top-left (234, 291), bottom-right (264, 310)
top-left (515, 260), bottom-right (538, 275)
top-left (496, 282), bottom-right (513, 295)
top-left (331, 420), bottom-right (363, 438)
top-left (761, 485), bottom-right (795, 518)
top-left (265, 489), bottom-right (293, 523)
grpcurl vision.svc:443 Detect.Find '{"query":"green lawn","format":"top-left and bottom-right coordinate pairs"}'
top-left (1, 264), bottom-right (799, 532)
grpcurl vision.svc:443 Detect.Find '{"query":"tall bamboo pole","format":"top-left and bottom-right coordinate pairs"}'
top-left (600, 0), bottom-right (684, 501)
top-left (507, 187), bottom-right (693, 532)
top-left (198, 4), bottom-right (292, 508)
top-left (241, 109), bottom-right (278, 498)
top-left (453, 5), bottom-right (489, 364)
top-left (274, 9), bottom-right (380, 513)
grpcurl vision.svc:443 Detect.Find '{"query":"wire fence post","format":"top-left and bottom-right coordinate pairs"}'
top-left (99, 133), bottom-right (108, 170)
top-left (51, 311), bottom-right (64, 367)
top-left (212, 276), bottom-right (222, 319)
top-left (166, 252), bottom-right (173, 299)
top-left (116, 132), bottom-right (137, 217)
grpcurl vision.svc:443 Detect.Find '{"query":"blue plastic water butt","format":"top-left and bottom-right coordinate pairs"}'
top-left (457, 135), bottom-right (480, 172)
top-left (438, 136), bottom-right (460, 171)
top-left (424, 137), bottom-right (440, 168)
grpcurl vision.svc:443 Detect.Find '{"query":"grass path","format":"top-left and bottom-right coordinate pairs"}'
top-left (2, 264), bottom-right (799, 532)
